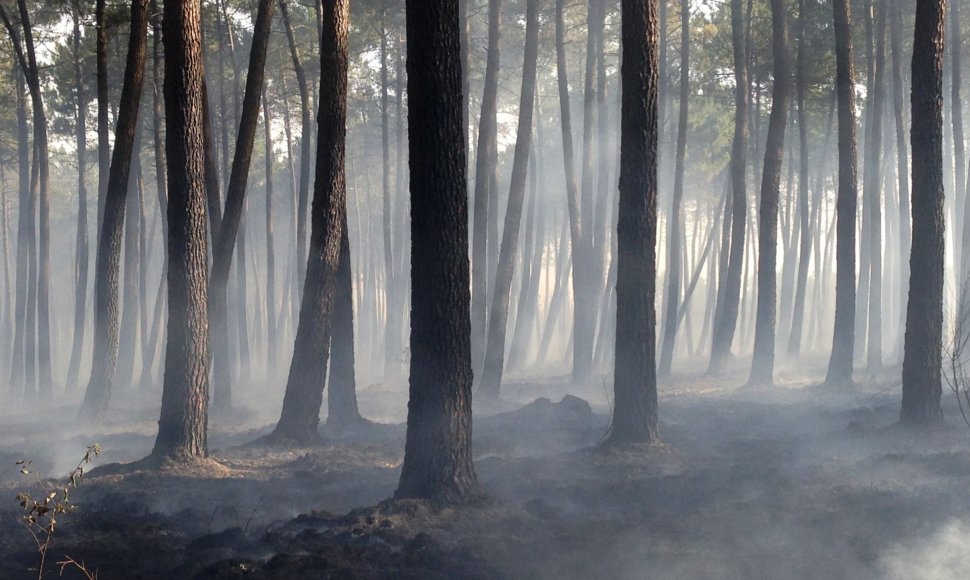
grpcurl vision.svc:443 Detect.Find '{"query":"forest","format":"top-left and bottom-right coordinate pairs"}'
top-left (0, 0), bottom-right (968, 577)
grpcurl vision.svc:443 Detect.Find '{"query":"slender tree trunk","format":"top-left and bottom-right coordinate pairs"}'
top-left (279, 0), bottom-right (311, 303)
top-left (270, 0), bottom-right (349, 444)
top-left (67, 0), bottom-right (90, 390)
top-left (889, 0), bottom-right (910, 360)
top-left (9, 63), bottom-right (28, 390)
top-left (659, 0), bottom-right (690, 378)
top-left (471, 0), bottom-right (502, 375)
top-left (76, 0), bottom-right (150, 421)
top-left (607, 0), bottom-right (660, 445)
top-left (379, 8), bottom-right (399, 377)
top-left (151, 0), bottom-right (210, 462)
top-left (115, 124), bottom-right (145, 389)
top-left (748, 0), bottom-right (791, 387)
top-left (479, 0), bottom-right (540, 399)
top-left (396, 0), bottom-right (477, 501)
top-left (97, 0), bottom-right (109, 233)
top-left (709, 0), bottom-right (749, 374)
top-left (263, 88), bottom-right (277, 370)
top-left (900, 0), bottom-right (946, 425)
top-left (866, 3), bottom-right (887, 370)
top-left (209, 0), bottom-right (276, 414)
top-left (824, 0), bottom-right (859, 386)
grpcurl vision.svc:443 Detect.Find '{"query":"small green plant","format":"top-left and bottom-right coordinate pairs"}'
top-left (15, 444), bottom-right (102, 580)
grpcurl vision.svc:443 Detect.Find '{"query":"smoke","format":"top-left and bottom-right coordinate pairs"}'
top-left (879, 520), bottom-right (970, 580)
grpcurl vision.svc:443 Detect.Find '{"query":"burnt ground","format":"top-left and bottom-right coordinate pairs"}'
top-left (2, 364), bottom-right (970, 579)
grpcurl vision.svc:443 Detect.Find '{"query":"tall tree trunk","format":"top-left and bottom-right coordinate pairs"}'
top-left (151, 0), bottom-right (210, 461)
top-left (263, 88), bottom-right (277, 371)
top-left (279, 0), bottom-right (311, 303)
top-left (900, 0), bottom-right (946, 425)
top-left (748, 0), bottom-right (791, 387)
top-left (115, 124), bottom-right (145, 389)
top-left (67, 0), bottom-right (90, 390)
top-left (327, 212), bottom-right (363, 430)
top-left (396, 0), bottom-right (478, 501)
top-left (209, 0), bottom-right (276, 414)
top-left (709, 0), bottom-right (749, 374)
top-left (1, 0), bottom-right (53, 393)
top-left (607, 0), bottom-right (660, 445)
top-left (8, 63), bottom-right (28, 390)
top-left (97, 0), bottom-right (109, 233)
top-left (555, 0), bottom-right (594, 387)
top-left (270, 0), bottom-right (349, 444)
top-left (471, 0), bottom-right (502, 375)
top-left (659, 0), bottom-right (689, 378)
top-left (379, 7), bottom-right (399, 378)
top-left (825, 0), bottom-right (859, 386)
top-left (479, 0), bottom-right (540, 400)
top-left (866, 3), bottom-right (887, 370)
top-left (889, 0), bottom-right (910, 360)
top-left (76, 0), bottom-right (150, 421)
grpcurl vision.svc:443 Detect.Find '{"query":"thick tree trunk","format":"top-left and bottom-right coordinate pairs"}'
top-left (471, 0), bottom-right (502, 375)
top-left (659, 0), bottom-right (689, 378)
top-left (151, 0), bottom-right (210, 461)
top-left (824, 0), bottom-right (859, 386)
top-left (479, 0), bottom-right (540, 400)
top-left (900, 0), bottom-right (946, 426)
top-left (709, 0), bottom-right (749, 374)
top-left (270, 0), bottom-right (349, 444)
top-left (396, 0), bottom-right (478, 501)
top-left (67, 1), bottom-right (90, 390)
top-left (327, 213), bottom-right (363, 430)
top-left (748, 0), bottom-right (790, 387)
top-left (76, 0), bottom-right (150, 421)
top-left (607, 0), bottom-right (660, 445)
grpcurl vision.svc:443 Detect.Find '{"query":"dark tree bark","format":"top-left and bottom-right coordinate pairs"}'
top-left (900, 0), bottom-right (946, 426)
top-left (824, 0), bottom-right (859, 386)
top-left (151, 0), bottom-right (210, 462)
top-left (77, 0), bottom-right (150, 421)
top-left (479, 0), bottom-right (540, 400)
top-left (606, 0), bottom-right (660, 445)
top-left (748, 0), bottom-right (791, 387)
top-left (709, 0), bottom-right (748, 374)
top-left (327, 213), bottom-right (363, 430)
top-left (66, 0), bottom-right (90, 390)
top-left (270, 0), bottom-right (349, 444)
top-left (659, 0), bottom-right (689, 378)
top-left (396, 0), bottom-right (478, 501)
top-left (209, 0), bottom-right (276, 414)
top-left (471, 0), bottom-right (502, 375)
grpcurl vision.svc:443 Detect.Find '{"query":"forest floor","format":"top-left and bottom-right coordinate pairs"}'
top-left (2, 362), bottom-right (970, 579)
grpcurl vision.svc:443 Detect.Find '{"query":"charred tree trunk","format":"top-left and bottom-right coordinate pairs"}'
top-left (748, 0), bottom-right (790, 387)
top-left (900, 0), bottom-right (946, 426)
top-left (76, 0), bottom-right (150, 421)
top-left (607, 0), bottom-right (660, 445)
top-left (327, 213), bottom-right (363, 430)
top-left (709, 0), bottom-right (749, 374)
top-left (479, 0), bottom-right (540, 400)
top-left (270, 0), bottom-right (349, 444)
top-left (396, 0), bottom-right (478, 501)
top-left (151, 0), bottom-right (210, 461)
